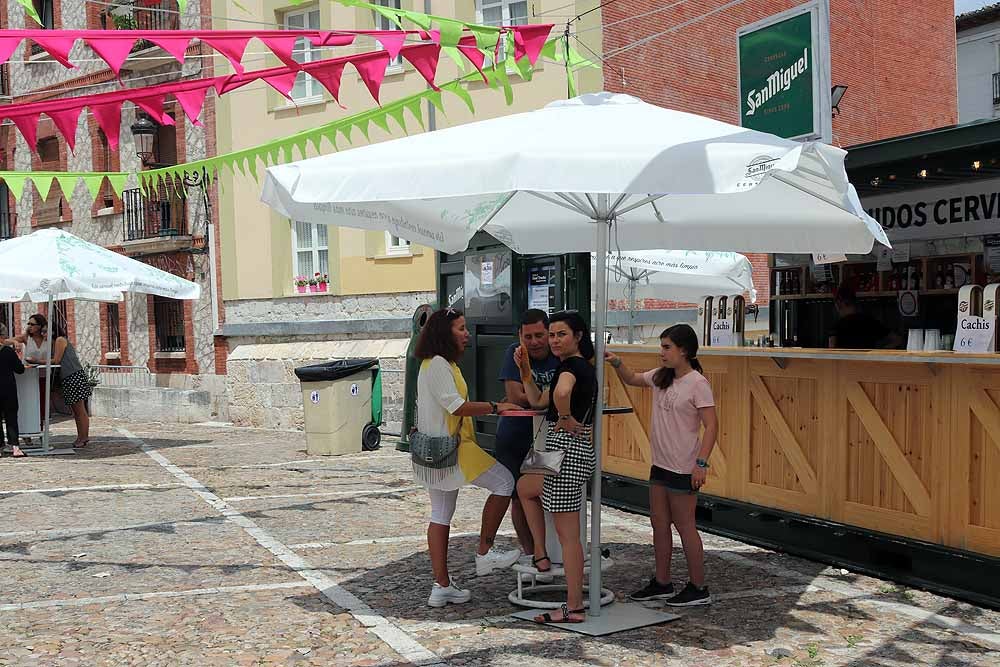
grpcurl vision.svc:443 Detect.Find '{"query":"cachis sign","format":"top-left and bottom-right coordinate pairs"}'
top-left (862, 178), bottom-right (1000, 242)
top-left (737, 2), bottom-right (831, 142)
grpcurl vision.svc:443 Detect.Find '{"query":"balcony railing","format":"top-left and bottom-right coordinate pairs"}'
top-left (994, 72), bottom-right (1000, 106)
top-left (101, 0), bottom-right (180, 52)
top-left (122, 187), bottom-right (187, 242)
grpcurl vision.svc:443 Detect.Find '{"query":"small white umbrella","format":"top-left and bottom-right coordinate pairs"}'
top-left (262, 92), bottom-right (888, 628)
top-left (593, 250), bottom-right (757, 344)
top-left (0, 228), bottom-right (201, 453)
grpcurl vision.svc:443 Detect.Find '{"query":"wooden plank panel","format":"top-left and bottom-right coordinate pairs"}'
top-left (844, 382), bottom-right (932, 517)
top-left (748, 375), bottom-right (819, 495)
top-left (842, 502), bottom-right (932, 542)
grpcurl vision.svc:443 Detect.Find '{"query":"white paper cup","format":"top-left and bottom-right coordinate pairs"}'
top-left (923, 329), bottom-right (941, 352)
top-left (907, 329), bottom-right (925, 351)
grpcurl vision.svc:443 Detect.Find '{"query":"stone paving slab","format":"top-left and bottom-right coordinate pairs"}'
top-left (2, 418), bottom-right (999, 667)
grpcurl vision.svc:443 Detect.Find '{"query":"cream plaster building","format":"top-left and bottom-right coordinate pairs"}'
top-left (213, 0), bottom-right (602, 431)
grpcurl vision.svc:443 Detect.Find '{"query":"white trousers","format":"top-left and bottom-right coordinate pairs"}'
top-left (428, 462), bottom-right (514, 526)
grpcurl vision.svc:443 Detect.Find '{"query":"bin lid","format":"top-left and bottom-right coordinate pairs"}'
top-left (294, 358), bottom-right (379, 382)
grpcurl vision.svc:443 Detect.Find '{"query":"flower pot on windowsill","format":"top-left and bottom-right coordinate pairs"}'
top-left (309, 284), bottom-right (319, 292)
top-left (317, 282), bottom-right (328, 292)
top-left (296, 285), bottom-right (307, 294)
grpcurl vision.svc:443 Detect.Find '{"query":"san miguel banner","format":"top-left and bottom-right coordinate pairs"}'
top-left (737, 1), bottom-right (831, 142)
top-left (862, 178), bottom-right (1000, 242)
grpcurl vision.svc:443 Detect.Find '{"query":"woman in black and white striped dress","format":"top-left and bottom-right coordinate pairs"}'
top-left (515, 311), bottom-right (597, 624)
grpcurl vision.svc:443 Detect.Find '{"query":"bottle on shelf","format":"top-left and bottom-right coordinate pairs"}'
top-left (934, 264), bottom-right (944, 289)
top-left (945, 263), bottom-right (955, 290)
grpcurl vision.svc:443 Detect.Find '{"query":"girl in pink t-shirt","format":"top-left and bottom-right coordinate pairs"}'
top-left (605, 323), bottom-right (718, 607)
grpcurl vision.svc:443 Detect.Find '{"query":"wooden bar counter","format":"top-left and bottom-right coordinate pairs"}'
top-left (602, 345), bottom-right (1000, 559)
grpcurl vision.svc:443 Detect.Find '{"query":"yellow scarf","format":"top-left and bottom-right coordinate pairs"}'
top-left (422, 359), bottom-right (496, 482)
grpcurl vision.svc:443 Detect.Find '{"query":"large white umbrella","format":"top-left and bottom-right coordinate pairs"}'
top-left (262, 92), bottom-right (889, 628)
top-left (595, 250), bottom-right (757, 343)
top-left (0, 228), bottom-right (200, 453)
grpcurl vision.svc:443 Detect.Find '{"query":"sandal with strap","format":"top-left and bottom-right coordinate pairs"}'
top-left (11, 446), bottom-right (25, 458)
top-left (532, 555), bottom-right (552, 574)
top-left (73, 440), bottom-right (90, 449)
top-left (533, 603), bottom-right (586, 624)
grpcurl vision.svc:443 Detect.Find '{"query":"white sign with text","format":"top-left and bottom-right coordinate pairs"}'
top-left (954, 316), bottom-right (995, 354)
top-left (711, 320), bottom-right (736, 347)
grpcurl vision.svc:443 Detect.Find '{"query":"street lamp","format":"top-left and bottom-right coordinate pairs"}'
top-left (831, 85), bottom-right (848, 116)
top-left (130, 114), bottom-right (158, 166)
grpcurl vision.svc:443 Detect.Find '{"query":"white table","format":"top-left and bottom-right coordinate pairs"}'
top-left (15, 365), bottom-right (42, 437)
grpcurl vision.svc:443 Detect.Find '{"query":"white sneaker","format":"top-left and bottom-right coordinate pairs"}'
top-left (475, 546), bottom-right (521, 576)
top-left (427, 579), bottom-right (471, 607)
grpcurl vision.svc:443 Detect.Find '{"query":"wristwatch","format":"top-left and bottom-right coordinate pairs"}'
top-left (609, 358), bottom-right (622, 369)
top-left (489, 401), bottom-right (498, 415)
top-left (695, 458), bottom-right (710, 469)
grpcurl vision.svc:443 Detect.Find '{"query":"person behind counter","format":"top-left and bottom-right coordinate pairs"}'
top-left (0, 324), bottom-right (25, 458)
top-left (829, 285), bottom-right (902, 350)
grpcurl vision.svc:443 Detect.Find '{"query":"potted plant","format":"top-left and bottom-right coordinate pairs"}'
top-left (294, 276), bottom-right (308, 293)
top-left (316, 272), bottom-right (328, 292)
top-left (308, 276), bottom-right (319, 292)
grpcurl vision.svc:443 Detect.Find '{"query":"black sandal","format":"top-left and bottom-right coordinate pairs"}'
top-left (533, 603), bottom-right (586, 624)
top-left (532, 555), bottom-right (552, 573)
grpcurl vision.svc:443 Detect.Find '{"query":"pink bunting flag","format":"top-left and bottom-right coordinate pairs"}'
top-left (202, 36), bottom-right (253, 74)
top-left (174, 88), bottom-right (210, 127)
top-left (258, 35), bottom-right (301, 70)
top-left (0, 36), bottom-right (22, 65)
top-left (31, 34), bottom-right (78, 68)
top-left (457, 35), bottom-right (487, 81)
top-left (264, 71), bottom-right (299, 98)
top-left (46, 108), bottom-right (84, 152)
top-left (512, 24), bottom-right (552, 65)
top-left (308, 62), bottom-right (348, 105)
top-left (371, 30), bottom-right (406, 61)
top-left (11, 115), bottom-right (38, 150)
top-left (132, 95), bottom-right (174, 125)
top-left (87, 37), bottom-right (138, 77)
top-left (314, 33), bottom-right (357, 48)
top-left (146, 36), bottom-right (191, 65)
top-left (402, 43), bottom-right (441, 89)
top-left (352, 51), bottom-right (391, 103)
top-left (90, 103), bottom-right (122, 150)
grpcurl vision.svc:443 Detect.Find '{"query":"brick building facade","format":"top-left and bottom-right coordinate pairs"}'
top-left (0, 0), bottom-right (226, 420)
top-left (599, 0), bottom-right (958, 308)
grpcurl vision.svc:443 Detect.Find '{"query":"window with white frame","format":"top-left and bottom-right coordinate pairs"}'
top-left (284, 7), bottom-right (322, 101)
top-left (373, 0), bottom-right (403, 68)
top-left (293, 221), bottom-right (330, 281)
top-left (385, 232), bottom-right (411, 256)
top-left (478, 0), bottom-right (528, 63)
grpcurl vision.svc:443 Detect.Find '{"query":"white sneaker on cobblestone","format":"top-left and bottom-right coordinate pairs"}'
top-left (475, 546), bottom-right (521, 576)
top-left (427, 579), bottom-right (471, 607)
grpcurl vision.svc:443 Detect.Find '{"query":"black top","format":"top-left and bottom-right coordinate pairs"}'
top-left (0, 345), bottom-right (25, 398)
top-left (546, 356), bottom-right (597, 424)
top-left (831, 312), bottom-right (891, 350)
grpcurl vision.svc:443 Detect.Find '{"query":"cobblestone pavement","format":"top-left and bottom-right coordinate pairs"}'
top-left (2, 418), bottom-right (999, 666)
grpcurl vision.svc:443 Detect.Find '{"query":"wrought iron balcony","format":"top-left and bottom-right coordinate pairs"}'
top-left (994, 72), bottom-right (1000, 106)
top-left (122, 187), bottom-right (188, 243)
top-left (101, 0), bottom-right (181, 52)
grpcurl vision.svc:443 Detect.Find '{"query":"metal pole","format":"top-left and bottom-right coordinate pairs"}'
top-left (42, 296), bottom-right (53, 454)
top-left (627, 277), bottom-right (636, 344)
top-left (588, 199), bottom-right (610, 616)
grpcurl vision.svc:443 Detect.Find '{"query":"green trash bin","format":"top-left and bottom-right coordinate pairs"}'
top-left (295, 359), bottom-right (382, 455)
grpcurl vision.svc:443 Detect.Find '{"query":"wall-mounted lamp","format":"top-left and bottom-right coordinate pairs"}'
top-left (831, 85), bottom-right (848, 116)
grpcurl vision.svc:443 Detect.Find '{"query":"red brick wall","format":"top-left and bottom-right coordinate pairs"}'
top-left (601, 0), bottom-right (958, 302)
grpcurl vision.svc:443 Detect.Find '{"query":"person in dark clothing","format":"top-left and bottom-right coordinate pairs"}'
top-left (829, 285), bottom-right (902, 350)
top-left (0, 324), bottom-right (25, 457)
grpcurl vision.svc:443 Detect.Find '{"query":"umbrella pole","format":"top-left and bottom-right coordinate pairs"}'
top-left (42, 296), bottom-right (53, 454)
top-left (588, 208), bottom-right (610, 617)
top-left (627, 278), bottom-right (637, 344)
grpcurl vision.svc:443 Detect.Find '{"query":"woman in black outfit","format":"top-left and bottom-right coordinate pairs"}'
top-left (514, 311), bottom-right (597, 624)
top-left (0, 325), bottom-right (25, 457)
